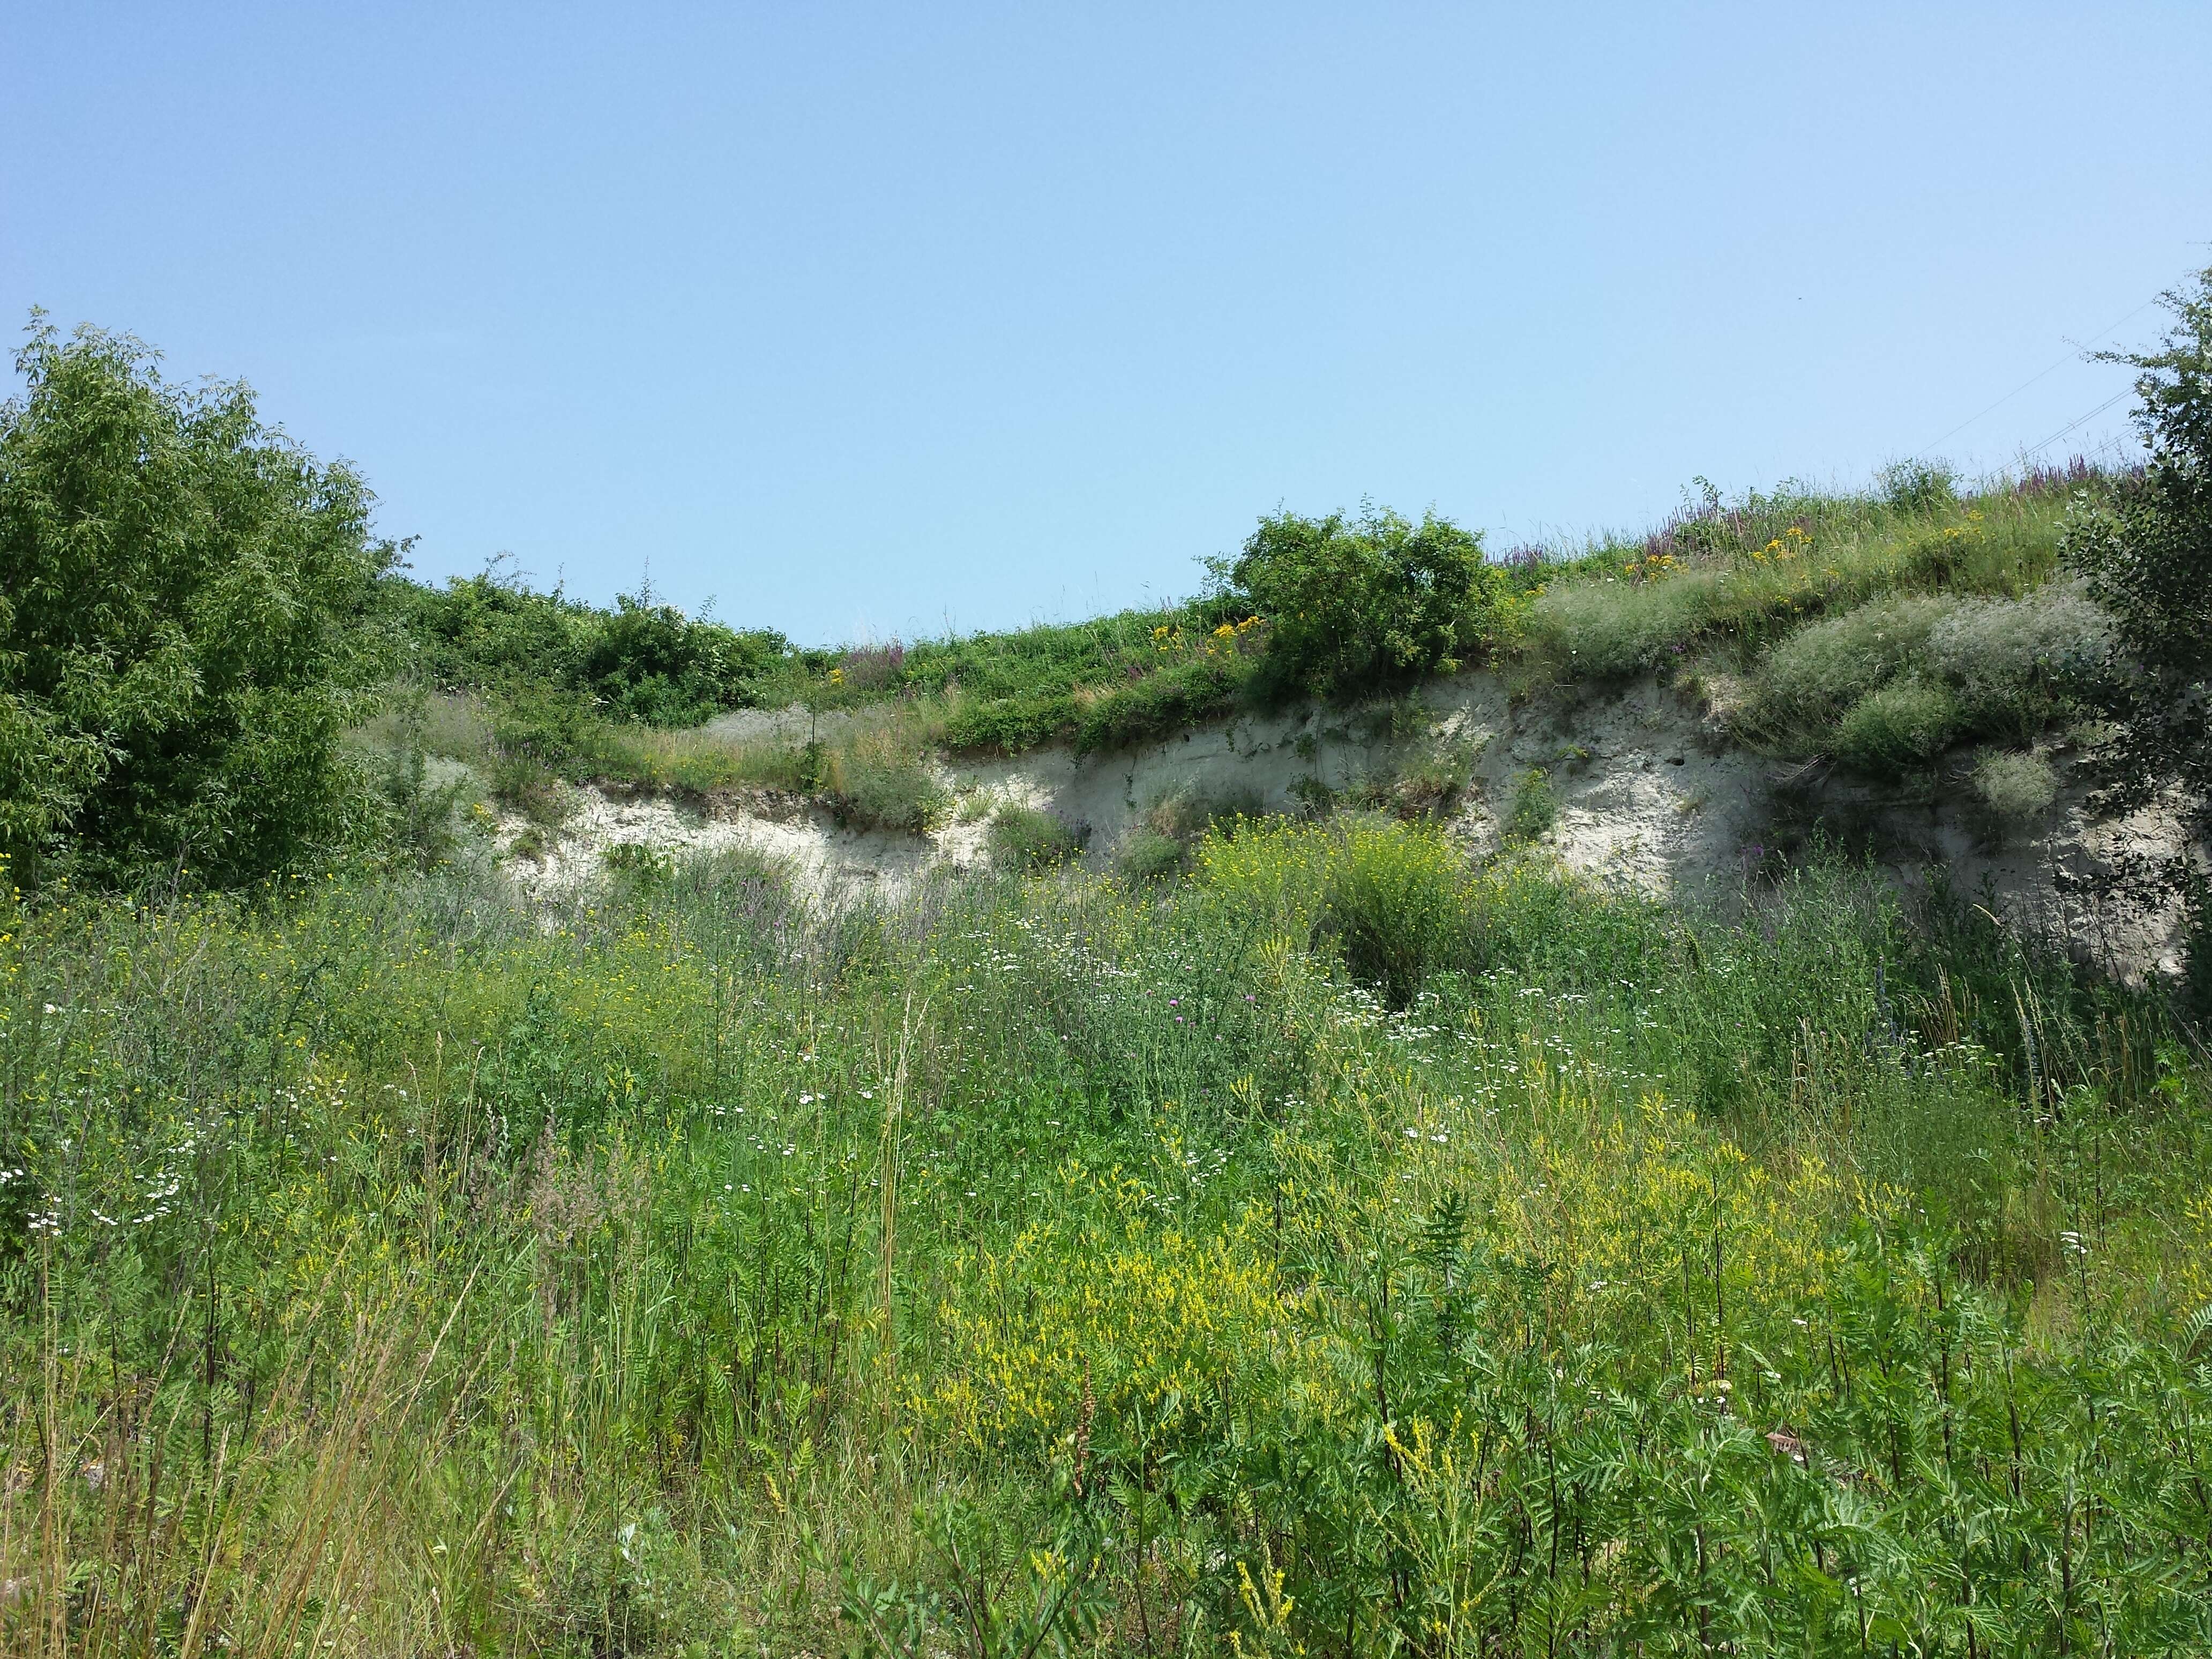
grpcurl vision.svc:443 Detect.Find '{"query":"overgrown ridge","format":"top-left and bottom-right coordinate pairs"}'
top-left (392, 461), bottom-right (2199, 982)
top-left (479, 664), bottom-right (2196, 984)
top-left (8, 298), bottom-right (2212, 1654)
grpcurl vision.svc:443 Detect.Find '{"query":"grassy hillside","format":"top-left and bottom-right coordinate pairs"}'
top-left (6, 820), bottom-right (2208, 1651)
top-left (380, 461), bottom-right (2123, 842)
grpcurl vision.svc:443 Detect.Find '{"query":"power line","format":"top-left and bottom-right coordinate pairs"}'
top-left (1923, 281), bottom-right (2176, 453)
top-left (2019, 388), bottom-right (2134, 461)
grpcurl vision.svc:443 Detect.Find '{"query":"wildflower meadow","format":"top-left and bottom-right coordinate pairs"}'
top-left (4, 819), bottom-right (2209, 1655)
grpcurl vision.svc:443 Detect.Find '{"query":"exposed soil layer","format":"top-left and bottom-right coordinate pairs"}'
top-left (497, 675), bottom-right (2199, 983)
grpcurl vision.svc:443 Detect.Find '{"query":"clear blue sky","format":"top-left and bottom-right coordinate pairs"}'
top-left (6, 3), bottom-right (2207, 645)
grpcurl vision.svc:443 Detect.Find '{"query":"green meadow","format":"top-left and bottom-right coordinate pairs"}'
top-left (6, 818), bottom-right (2211, 1654)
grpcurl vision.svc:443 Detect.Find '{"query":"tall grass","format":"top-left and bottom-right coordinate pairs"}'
top-left (1516, 475), bottom-right (2087, 686)
top-left (4, 821), bottom-right (2208, 1653)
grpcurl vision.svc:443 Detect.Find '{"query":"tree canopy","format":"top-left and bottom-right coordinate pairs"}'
top-left (0, 319), bottom-right (391, 888)
top-left (1213, 505), bottom-right (1507, 703)
top-left (2065, 267), bottom-right (2212, 1005)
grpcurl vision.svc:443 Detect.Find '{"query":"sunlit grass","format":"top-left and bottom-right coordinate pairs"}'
top-left (4, 818), bottom-right (2207, 1652)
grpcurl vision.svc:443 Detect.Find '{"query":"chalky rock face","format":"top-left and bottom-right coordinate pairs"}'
top-left (497, 672), bottom-right (2201, 987)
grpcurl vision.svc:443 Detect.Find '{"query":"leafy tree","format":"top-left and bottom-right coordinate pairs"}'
top-left (382, 562), bottom-right (594, 692)
top-left (2064, 267), bottom-right (2212, 1010)
top-left (576, 591), bottom-right (786, 724)
top-left (1213, 505), bottom-right (1506, 703)
top-left (387, 566), bottom-right (787, 726)
top-left (0, 318), bottom-right (391, 887)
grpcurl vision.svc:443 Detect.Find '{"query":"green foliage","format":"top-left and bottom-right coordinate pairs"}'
top-left (371, 685), bottom-right (482, 870)
top-left (601, 839), bottom-right (675, 897)
top-left (1518, 477), bottom-right (2079, 685)
top-left (1748, 594), bottom-right (1953, 733)
top-left (940, 690), bottom-right (1077, 754)
top-left (1742, 584), bottom-right (2112, 773)
top-left (1877, 455), bottom-right (1960, 513)
top-left (1387, 746), bottom-right (1472, 819)
top-left (578, 591), bottom-right (787, 724)
top-left (383, 564), bottom-right (593, 691)
top-left (1973, 748), bottom-right (2060, 821)
top-left (1071, 657), bottom-right (1238, 754)
top-left (2066, 266), bottom-right (2212, 985)
top-left (444, 675), bottom-right (820, 807)
top-left (4, 824), bottom-right (2207, 1650)
top-left (910, 607), bottom-right (1208, 696)
top-left (1312, 818), bottom-right (1469, 1005)
top-left (1112, 825), bottom-right (1186, 884)
top-left (821, 729), bottom-right (949, 832)
top-left (988, 804), bottom-right (1088, 873)
top-left (1504, 765), bottom-right (1557, 842)
top-left (1833, 674), bottom-right (1965, 775)
top-left (1110, 784), bottom-right (1263, 884)
top-left (1214, 505), bottom-right (1512, 702)
top-left (0, 319), bottom-right (390, 886)
top-left (931, 611), bottom-right (1259, 756)
top-left (1927, 583), bottom-right (2113, 743)
top-left (1521, 564), bottom-right (1719, 679)
top-left (391, 566), bottom-right (788, 726)
top-left (1346, 740), bottom-right (1475, 822)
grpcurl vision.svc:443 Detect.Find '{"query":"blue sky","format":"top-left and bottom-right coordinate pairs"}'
top-left (5, 3), bottom-right (2208, 644)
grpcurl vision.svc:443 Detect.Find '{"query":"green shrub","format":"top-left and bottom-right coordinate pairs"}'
top-left (1213, 506), bottom-right (1510, 703)
top-left (899, 606), bottom-right (1199, 705)
top-left (577, 593), bottom-right (786, 724)
top-left (1926, 584), bottom-right (2113, 743)
top-left (1072, 660), bottom-right (1239, 754)
top-left (938, 654), bottom-right (1248, 758)
top-left (1973, 749), bottom-right (2060, 821)
top-left (1385, 743), bottom-right (1474, 820)
top-left (1114, 783), bottom-right (1264, 883)
top-left (2064, 268), bottom-right (2212, 993)
top-left (1516, 570), bottom-right (1722, 681)
top-left (372, 685), bottom-right (481, 870)
top-left (1114, 826), bottom-right (1187, 884)
top-left (601, 840), bottom-right (676, 895)
top-left (941, 691), bottom-right (1077, 754)
top-left (1834, 675), bottom-right (1964, 774)
top-left (1746, 594), bottom-right (1955, 737)
top-left (988, 804), bottom-right (1088, 873)
top-left (1877, 457), bottom-right (1959, 514)
top-left (1149, 782), bottom-right (1264, 841)
top-left (1742, 585), bottom-right (2111, 763)
top-left (385, 565), bottom-right (593, 691)
top-left (1518, 480), bottom-right (2080, 688)
top-left (821, 730), bottom-right (948, 832)
top-left (506, 819), bottom-right (556, 863)
top-left (480, 680), bottom-right (598, 813)
top-left (0, 320), bottom-right (391, 887)
top-left (1503, 767), bottom-right (1557, 843)
top-left (1347, 752), bottom-right (1469, 820)
top-left (391, 567), bottom-right (787, 726)
top-left (1316, 820), bottom-right (1470, 1006)
top-left (2065, 268), bottom-right (2212, 824)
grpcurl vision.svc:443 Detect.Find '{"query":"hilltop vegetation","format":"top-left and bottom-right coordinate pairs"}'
top-left (363, 464), bottom-right (2126, 881)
